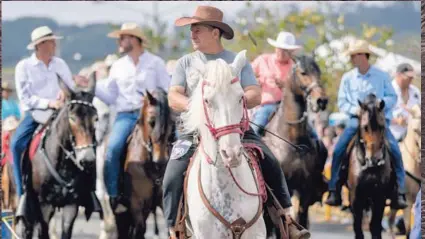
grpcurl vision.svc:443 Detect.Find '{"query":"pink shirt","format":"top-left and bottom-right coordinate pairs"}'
top-left (251, 53), bottom-right (293, 105)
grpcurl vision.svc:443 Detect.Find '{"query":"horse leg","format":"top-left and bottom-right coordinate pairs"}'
top-left (369, 199), bottom-right (385, 239)
top-left (115, 211), bottom-right (132, 239)
top-left (352, 200), bottom-right (365, 239)
top-left (387, 209), bottom-right (397, 237)
top-left (297, 194), bottom-right (310, 229)
top-left (403, 204), bottom-right (412, 238)
top-left (153, 208), bottom-right (159, 236)
top-left (60, 204), bottom-right (78, 239)
top-left (38, 204), bottom-right (55, 239)
top-left (16, 218), bottom-right (34, 239)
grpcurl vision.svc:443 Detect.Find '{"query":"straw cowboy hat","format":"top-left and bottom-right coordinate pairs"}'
top-left (27, 26), bottom-right (63, 50)
top-left (1, 82), bottom-right (14, 91)
top-left (175, 6), bottom-right (234, 40)
top-left (3, 116), bottom-right (19, 131)
top-left (107, 23), bottom-right (148, 44)
top-left (344, 39), bottom-right (376, 56)
top-left (267, 31), bottom-right (302, 50)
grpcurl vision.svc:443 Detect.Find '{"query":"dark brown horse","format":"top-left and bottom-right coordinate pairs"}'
top-left (114, 89), bottom-right (175, 239)
top-left (16, 75), bottom-right (100, 239)
top-left (347, 94), bottom-right (393, 239)
top-left (262, 55), bottom-right (328, 231)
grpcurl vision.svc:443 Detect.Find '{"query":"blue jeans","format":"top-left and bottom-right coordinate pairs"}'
top-left (410, 189), bottom-right (421, 239)
top-left (328, 117), bottom-right (405, 193)
top-left (251, 103), bottom-right (279, 135)
top-left (103, 111), bottom-right (138, 197)
top-left (11, 113), bottom-right (39, 197)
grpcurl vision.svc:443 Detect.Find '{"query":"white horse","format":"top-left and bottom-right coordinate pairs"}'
top-left (180, 50), bottom-right (266, 239)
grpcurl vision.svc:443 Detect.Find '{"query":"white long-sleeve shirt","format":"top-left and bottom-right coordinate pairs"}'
top-left (15, 53), bottom-right (115, 111)
top-left (96, 50), bottom-right (170, 112)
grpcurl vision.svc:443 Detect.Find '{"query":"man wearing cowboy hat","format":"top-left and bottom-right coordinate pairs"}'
top-left (325, 39), bottom-right (407, 209)
top-left (11, 25), bottom-right (114, 201)
top-left (250, 31), bottom-right (301, 135)
top-left (389, 63), bottom-right (420, 141)
top-left (2, 82), bottom-right (21, 121)
top-left (163, 6), bottom-right (303, 238)
top-left (94, 22), bottom-right (170, 212)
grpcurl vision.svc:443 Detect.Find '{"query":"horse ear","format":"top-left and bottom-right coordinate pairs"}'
top-left (57, 73), bottom-right (72, 99)
top-left (88, 71), bottom-right (97, 94)
top-left (377, 100), bottom-right (385, 111)
top-left (231, 50), bottom-right (247, 77)
top-left (146, 90), bottom-right (156, 105)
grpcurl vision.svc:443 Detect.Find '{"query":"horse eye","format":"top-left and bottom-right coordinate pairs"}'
top-left (239, 96), bottom-right (243, 103)
top-left (204, 99), bottom-right (210, 105)
top-left (93, 115), bottom-right (98, 122)
top-left (364, 125), bottom-right (369, 132)
top-left (300, 72), bottom-right (307, 76)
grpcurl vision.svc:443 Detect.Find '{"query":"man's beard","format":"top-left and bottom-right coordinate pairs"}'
top-left (122, 45), bottom-right (133, 53)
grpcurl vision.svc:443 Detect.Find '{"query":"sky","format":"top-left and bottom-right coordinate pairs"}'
top-left (2, 1), bottom-right (403, 28)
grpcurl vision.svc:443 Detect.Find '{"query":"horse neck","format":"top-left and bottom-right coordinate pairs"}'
top-left (402, 128), bottom-right (420, 170)
top-left (126, 123), bottom-right (150, 165)
top-left (44, 112), bottom-right (69, 164)
top-left (278, 87), bottom-right (308, 137)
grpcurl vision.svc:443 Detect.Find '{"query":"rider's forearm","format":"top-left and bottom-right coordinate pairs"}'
top-left (244, 85), bottom-right (262, 109)
top-left (168, 90), bottom-right (190, 113)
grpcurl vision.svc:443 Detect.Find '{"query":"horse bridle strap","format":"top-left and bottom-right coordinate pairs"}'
top-left (40, 126), bottom-right (74, 189)
top-left (197, 158), bottom-right (263, 239)
top-left (201, 78), bottom-right (249, 141)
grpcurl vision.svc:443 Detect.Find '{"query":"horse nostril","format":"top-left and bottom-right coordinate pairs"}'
top-left (220, 150), bottom-right (229, 159)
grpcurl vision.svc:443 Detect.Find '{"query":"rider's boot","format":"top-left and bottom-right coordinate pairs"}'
top-left (390, 192), bottom-right (407, 209)
top-left (325, 189), bottom-right (342, 206)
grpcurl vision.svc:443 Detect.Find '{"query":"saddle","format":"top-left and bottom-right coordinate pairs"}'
top-left (173, 145), bottom-right (310, 239)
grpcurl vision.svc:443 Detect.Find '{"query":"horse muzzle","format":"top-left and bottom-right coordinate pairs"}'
top-left (317, 97), bottom-right (328, 111)
top-left (75, 148), bottom-right (96, 171)
top-left (220, 145), bottom-right (243, 168)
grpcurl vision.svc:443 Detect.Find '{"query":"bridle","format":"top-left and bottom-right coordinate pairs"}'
top-left (40, 99), bottom-right (98, 190)
top-left (201, 78), bottom-right (250, 141)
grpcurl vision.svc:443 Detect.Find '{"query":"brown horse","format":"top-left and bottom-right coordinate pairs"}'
top-left (114, 89), bottom-right (175, 239)
top-left (262, 55), bottom-right (328, 231)
top-left (347, 94), bottom-right (393, 239)
top-left (388, 104), bottom-right (421, 238)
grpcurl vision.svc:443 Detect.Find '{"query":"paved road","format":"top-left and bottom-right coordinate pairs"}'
top-left (49, 209), bottom-right (400, 239)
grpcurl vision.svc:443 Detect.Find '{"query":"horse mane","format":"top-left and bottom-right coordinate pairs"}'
top-left (296, 55), bottom-right (321, 76)
top-left (151, 88), bottom-right (172, 142)
top-left (180, 59), bottom-right (234, 135)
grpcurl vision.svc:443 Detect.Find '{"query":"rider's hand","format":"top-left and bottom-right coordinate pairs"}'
top-left (57, 90), bottom-right (65, 101)
top-left (397, 116), bottom-right (407, 126)
top-left (74, 75), bottom-right (89, 87)
top-left (48, 100), bottom-right (64, 110)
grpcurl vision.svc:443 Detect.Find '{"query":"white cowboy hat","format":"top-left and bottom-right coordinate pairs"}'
top-left (107, 23), bottom-right (148, 44)
top-left (27, 26), bottom-right (63, 50)
top-left (267, 31), bottom-right (302, 50)
top-left (3, 116), bottom-right (19, 131)
top-left (344, 39), bottom-right (376, 57)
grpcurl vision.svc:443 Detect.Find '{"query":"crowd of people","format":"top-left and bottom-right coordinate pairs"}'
top-left (2, 4), bottom-right (421, 238)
